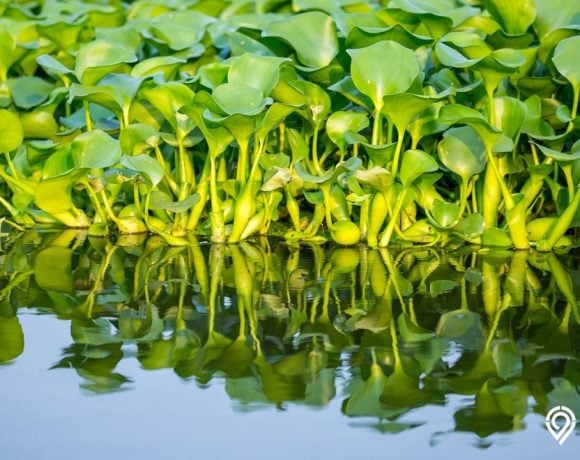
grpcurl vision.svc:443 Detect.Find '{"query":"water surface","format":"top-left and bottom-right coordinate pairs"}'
top-left (1, 231), bottom-right (579, 459)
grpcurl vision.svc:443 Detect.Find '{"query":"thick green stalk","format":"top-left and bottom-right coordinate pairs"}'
top-left (236, 139), bottom-right (249, 182)
top-left (209, 154), bottom-right (225, 243)
top-left (390, 126), bottom-right (405, 177)
top-left (482, 164), bottom-right (500, 228)
top-left (83, 101), bottom-right (93, 131)
top-left (537, 188), bottom-right (580, 251)
top-left (371, 106), bottom-right (383, 146)
top-left (379, 188), bottom-right (407, 247)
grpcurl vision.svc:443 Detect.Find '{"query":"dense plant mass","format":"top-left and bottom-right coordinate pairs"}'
top-left (0, 0), bottom-right (578, 249)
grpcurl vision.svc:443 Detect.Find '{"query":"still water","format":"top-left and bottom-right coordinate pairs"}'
top-left (1, 230), bottom-right (579, 459)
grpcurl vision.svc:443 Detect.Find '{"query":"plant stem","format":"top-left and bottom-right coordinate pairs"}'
top-left (83, 101), bottom-right (93, 131)
top-left (371, 106), bottom-right (383, 146)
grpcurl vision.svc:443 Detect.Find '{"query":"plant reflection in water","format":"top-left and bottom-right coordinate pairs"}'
top-left (1, 230), bottom-right (578, 441)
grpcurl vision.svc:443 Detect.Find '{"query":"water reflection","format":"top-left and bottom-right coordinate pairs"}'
top-left (1, 230), bottom-right (579, 441)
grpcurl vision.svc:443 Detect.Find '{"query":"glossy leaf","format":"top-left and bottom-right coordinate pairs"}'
top-left (348, 41), bottom-right (421, 108)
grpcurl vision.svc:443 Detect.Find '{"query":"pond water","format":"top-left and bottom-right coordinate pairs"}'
top-left (0, 230), bottom-right (579, 459)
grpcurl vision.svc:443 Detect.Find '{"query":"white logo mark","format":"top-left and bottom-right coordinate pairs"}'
top-left (546, 406), bottom-right (576, 445)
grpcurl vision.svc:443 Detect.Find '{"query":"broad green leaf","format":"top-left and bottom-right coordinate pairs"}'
top-left (493, 96), bottom-right (527, 140)
top-left (119, 123), bottom-right (159, 155)
top-left (7, 77), bottom-right (53, 109)
top-left (382, 91), bottom-right (449, 133)
top-left (120, 154), bottom-right (164, 187)
top-left (263, 12), bottom-right (339, 69)
top-left (225, 31), bottom-right (275, 57)
top-left (149, 11), bottom-right (216, 50)
top-left (348, 41), bottom-right (421, 109)
top-left (0, 109), bottom-right (23, 152)
top-left (354, 166), bottom-right (393, 192)
top-left (455, 213), bottom-right (485, 238)
top-left (552, 36), bottom-right (580, 89)
top-left (294, 157), bottom-right (362, 184)
top-left (534, 143), bottom-right (580, 163)
top-left (347, 25), bottom-right (433, 50)
top-left (255, 103), bottom-right (295, 141)
top-left (326, 111), bottom-right (369, 152)
top-left (149, 191), bottom-right (200, 213)
top-left (35, 54), bottom-right (73, 78)
top-left (131, 56), bottom-right (185, 79)
top-left (438, 126), bottom-right (486, 182)
top-left (72, 130), bottom-right (121, 169)
top-left (228, 54), bottom-right (289, 96)
top-left (400, 149), bottom-right (438, 186)
top-left (0, 23), bottom-right (16, 82)
top-left (212, 83), bottom-right (271, 116)
top-left (431, 200), bottom-right (460, 227)
top-left (74, 39), bottom-right (137, 85)
top-left (261, 167), bottom-right (292, 192)
top-left (534, 0), bottom-right (580, 37)
top-left (140, 82), bottom-right (195, 132)
top-left (34, 173), bottom-right (75, 214)
top-left (484, 0), bottom-right (536, 35)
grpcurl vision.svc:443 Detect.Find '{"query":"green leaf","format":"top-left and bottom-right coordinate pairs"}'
top-left (0, 109), bottom-right (23, 152)
top-left (140, 82), bottom-right (195, 132)
top-left (34, 173), bottom-right (75, 214)
top-left (119, 123), bottom-right (159, 155)
top-left (72, 130), bottom-right (121, 169)
top-left (438, 126), bottom-right (486, 182)
top-left (484, 0), bottom-right (536, 35)
top-left (534, 143), bottom-right (580, 163)
top-left (455, 213), bottom-right (485, 238)
top-left (131, 56), bottom-right (185, 79)
top-left (7, 77), bottom-right (53, 109)
top-left (149, 191), bottom-right (200, 213)
top-left (120, 154), bottom-right (164, 187)
top-left (212, 83), bottom-right (271, 116)
top-left (263, 12), bottom-right (339, 69)
top-left (261, 167), bottom-right (292, 192)
top-left (348, 41), bottom-right (421, 109)
top-left (228, 54), bottom-right (289, 96)
top-left (149, 10), bottom-right (215, 50)
top-left (534, 0), bottom-right (580, 37)
top-left (400, 149), bottom-right (438, 186)
top-left (354, 166), bottom-right (393, 192)
top-left (326, 111), bottom-right (369, 152)
top-left (74, 39), bottom-right (137, 85)
top-left (36, 54), bottom-right (73, 78)
top-left (431, 200), bottom-right (460, 228)
top-left (553, 36), bottom-right (580, 90)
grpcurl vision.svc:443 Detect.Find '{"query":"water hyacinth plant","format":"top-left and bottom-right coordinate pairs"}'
top-left (0, 0), bottom-right (578, 250)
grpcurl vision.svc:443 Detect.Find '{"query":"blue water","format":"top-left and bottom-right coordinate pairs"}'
top-left (2, 311), bottom-right (577, 460)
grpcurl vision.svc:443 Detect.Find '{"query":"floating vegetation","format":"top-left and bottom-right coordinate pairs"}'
top-left (0, 1), bottom-right (578, 247)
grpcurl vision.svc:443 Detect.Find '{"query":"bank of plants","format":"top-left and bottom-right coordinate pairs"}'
top-left (0, 0), bottom-right (579, 250)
